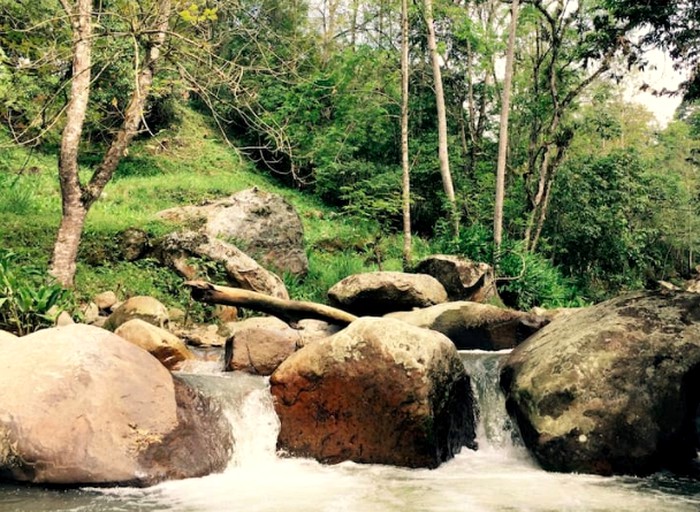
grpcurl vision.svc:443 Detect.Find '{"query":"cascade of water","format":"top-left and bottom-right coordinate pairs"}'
top-left (459, 350), bottom-right (526, 455)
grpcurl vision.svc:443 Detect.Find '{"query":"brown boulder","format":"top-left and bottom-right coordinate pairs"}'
top-left (0, 324), bottom-right (232, 486)
top-left (0, 330), bottom-right (17, 342)
top-left (414, 255), bottom-right (498, 303)
top-left (328, 271), bottom-right (448, 316)
top-left (225, 327), bottom-right (300, 375)
top-left (103, 296), bottom-right (169, 331)
top-left (270, 317), bottom-right (476, 468)
top-left (500, 291), bottom-right (700, 477)
top-left (387, 301), bottom-right (547, 350)
top-left (115, 319), bottom-right (195, 370)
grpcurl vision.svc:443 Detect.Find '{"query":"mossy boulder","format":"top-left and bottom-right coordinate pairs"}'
top-left (500, 291), bottom-right (700, 477)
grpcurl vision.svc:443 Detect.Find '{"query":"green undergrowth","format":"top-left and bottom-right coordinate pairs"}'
top-left (0, 107), bottom-right (419, 328)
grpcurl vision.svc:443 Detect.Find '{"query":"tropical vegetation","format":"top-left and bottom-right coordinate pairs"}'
top-left (0, 0), bottom-right (698, 333)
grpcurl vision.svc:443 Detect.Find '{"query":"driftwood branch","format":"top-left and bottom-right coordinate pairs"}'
top-left (185, 280), bottom-right (358, 326)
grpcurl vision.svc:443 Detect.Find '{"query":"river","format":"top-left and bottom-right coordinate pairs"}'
top-left (1, 351), bottom-right (698, 511)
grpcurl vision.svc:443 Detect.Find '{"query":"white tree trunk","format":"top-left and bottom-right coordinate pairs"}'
top-left (401, 0), bottom-right (412, 266)
top-left (494, 0), bottom-right (520, 263)
top-left (51, 0), bottom-right (93, 287)
top-left (424, 0), bottom-right (458, 236)
top-left (51, 0), bottom-right (172, 287)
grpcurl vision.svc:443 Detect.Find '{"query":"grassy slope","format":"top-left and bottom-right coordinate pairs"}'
top-left (0, 107), bottom-right (415, 312)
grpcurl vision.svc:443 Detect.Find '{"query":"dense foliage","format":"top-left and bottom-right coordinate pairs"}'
top-left (0, 0), bottom-right (698, 319)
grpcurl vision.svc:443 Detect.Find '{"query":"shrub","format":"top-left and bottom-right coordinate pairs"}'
top-left (0, 251), bottom-right (75, 335)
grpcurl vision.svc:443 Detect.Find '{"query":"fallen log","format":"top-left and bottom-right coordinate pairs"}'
top-left (185, 280), bottom-right (358, 326)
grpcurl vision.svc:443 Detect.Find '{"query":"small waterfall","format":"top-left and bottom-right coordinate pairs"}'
top-left (177, 372), bottom-right (280, 467)
top-left (459, 350), bottom-right (524, 453)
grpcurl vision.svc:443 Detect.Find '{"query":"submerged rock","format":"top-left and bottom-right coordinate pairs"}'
top-left (0, 324), bottom-right (232, 486)
top-left (270, 317), bottom-right (476, 468)
top-left (500, 291), bottom-right (700, 477)
top-left (387, 301), bottom-right (547, 350)
top-left (328, 271), bottom-right (448, 316)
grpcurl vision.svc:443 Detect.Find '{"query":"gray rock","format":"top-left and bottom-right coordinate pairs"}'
top-left (270, 317), bottom-right (477, 468)
top-left (414, 255), bottom-right (498, 303)
top-left (500, 291), bottom-right (700, 477)
top-left (157, 188), bottom-right (308, 276)
top-left (387, 301), bottom-right (547, 350)
top-left (328, 271), bottom-right (448, 316)
top-left (155, 230), bottom-right (289, 299)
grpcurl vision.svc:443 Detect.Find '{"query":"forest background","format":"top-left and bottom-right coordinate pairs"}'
top-left (0, 0), bottom-right (699, 333)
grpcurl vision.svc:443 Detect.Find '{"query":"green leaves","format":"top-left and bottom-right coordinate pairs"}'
top-left (178, 2), bottom-right (218, 24)
top-left (0, 251), bottom-right (74, 335)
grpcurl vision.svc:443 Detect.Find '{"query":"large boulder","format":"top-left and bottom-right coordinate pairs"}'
top-left (500, 291), bottom-right (700, 477)
top-left (115, 319), bottom-right (195, 370)
top-left (414, 255), bottom-right (498, 303)
top-left (0, 324), bottom-right (232, 486)
top-left (387, 301), bottom-right (547, 350)
top-left (157, 188), bottom-right (308, 276)
top-left (155, 230), bottom-right (289, 299)
top-left (0, 330), bottom-right (18, 342)
top-left (270, 317), bottom-right (477, 468)
top-left (328, 271), bottom-right (448, 316)
top-left (224, 326), bottom-right (300, 375)
top-left (103, 296), bottom-right (169, 331)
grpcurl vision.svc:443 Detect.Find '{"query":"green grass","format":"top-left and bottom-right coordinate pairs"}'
top-left (0, 106), bottom-right (412, 321)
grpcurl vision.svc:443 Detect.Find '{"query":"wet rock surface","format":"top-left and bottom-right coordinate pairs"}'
top-left (270, 317), bottom-right (476, 468)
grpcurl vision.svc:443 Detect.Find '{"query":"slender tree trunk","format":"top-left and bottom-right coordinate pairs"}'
top-left (494, 0), bottom-right (519, 266)
top-left (51, 0), bottom-right (172, 287)
top-left (401, 0), bottom-right (412, 266)
top-left (51, 0), bottom-right (93, 287)
top-left (423, 0), bottom-right (458, 236)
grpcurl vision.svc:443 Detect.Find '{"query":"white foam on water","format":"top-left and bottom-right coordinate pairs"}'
top-left (4, 359), bottom-right (698, 512)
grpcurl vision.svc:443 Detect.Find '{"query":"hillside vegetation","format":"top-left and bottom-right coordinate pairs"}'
top-left (1, 1), bottom-right (699, 335)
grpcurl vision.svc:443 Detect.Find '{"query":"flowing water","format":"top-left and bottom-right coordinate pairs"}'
top-left (1, 351), bottom-right (699, 512)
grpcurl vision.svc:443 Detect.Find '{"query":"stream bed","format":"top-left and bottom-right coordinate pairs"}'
top-left (1, 351), bottom-right (698, 512)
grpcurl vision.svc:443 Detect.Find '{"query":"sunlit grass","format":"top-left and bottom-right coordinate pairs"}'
top-left (0, 106), bottom-right (413, 313)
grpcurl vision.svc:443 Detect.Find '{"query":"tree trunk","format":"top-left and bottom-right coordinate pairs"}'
top-left (494, 0), bottom-right (520, 265)
top-left (424, 0), bottom-right (458, 236)
top-left (186, 280), bottom-right (358, 326)
top-left (401, 0), bottom-right (412, 267)
top-left (50, 0), bottom-right (172, 287)
top-left (50, 0), bottom-right (93, 287)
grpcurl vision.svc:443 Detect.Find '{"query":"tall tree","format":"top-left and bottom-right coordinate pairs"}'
top-left (517, 0), bottom-right (635, 253)
top-left (493, 0), bottom-right (520, 263)
top-left (401, 0), bottom-right (412, 265)
top-left (423, 0), bottom-right (458, 235)
top-left (51, 0), bottom-right (172, 286)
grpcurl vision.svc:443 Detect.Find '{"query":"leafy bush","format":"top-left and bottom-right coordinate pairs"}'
top-left (0, 251), bottom-right (75, 335)
top-left (432, 222), bottom-right (583, 310)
